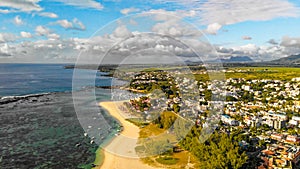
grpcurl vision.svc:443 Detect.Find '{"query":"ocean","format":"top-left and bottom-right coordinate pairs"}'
top-left (0, 64), bottom-right (121, 169)
top-left (0, 63), bottom-right (121, 97)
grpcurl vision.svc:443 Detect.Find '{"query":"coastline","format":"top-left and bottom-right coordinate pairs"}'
top-left (95, 101), bottom-right (158, 169)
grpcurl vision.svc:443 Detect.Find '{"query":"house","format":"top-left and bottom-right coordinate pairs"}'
top-left (290, 116), bottom-right (300, 126)
top-left (286, 135), bottom-right (300, 144)
top-left (221, 115), bottom-right (239, 126)
top-left (262, 112), bottom-right (288, 129)
top-left (295, 101), bottom-right (300, 108)
top-left (260, 144), bottom-right (300, 169)
top-left (271, 134), bottom-right (284, 141)
top-left (292, 77), bottom-right (300, 82)
top-left (242, 85), bottom-right (251, 91)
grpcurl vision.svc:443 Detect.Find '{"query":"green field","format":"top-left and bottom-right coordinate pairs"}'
top-left (119, 66), bottom-right (300, 82)
top-left (193, 67), bottom-right (300, 82)
top-left (225, 67), bottom-right (300, 81)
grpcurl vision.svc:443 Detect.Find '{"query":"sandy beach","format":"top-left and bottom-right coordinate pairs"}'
top-left (96, 101), bottom-right (158, 169)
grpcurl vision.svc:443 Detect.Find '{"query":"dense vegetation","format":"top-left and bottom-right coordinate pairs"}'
top-left (129, 71), bottom-right (180, 99)
top-left (180, 127), bottom-right (248, 169)
top-left (135, 110), bottom-right (248, 168)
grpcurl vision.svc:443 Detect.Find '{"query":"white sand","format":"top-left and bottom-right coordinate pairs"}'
top-left (96, 101), bottom-right (159, 169)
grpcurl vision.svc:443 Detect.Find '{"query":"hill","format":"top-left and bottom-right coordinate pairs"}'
top-left (220, 56), bottom-right (253, 63)
top-left (269, 54), bottom-right (300, 65)
top-left (207, 56), bottom-right (253, 63)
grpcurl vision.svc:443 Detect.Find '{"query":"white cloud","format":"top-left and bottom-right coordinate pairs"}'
top-left (143, 9), bottom-right (196, 21)
top-left (0, 9), bottom-right (14, 14)
top-left (0, 0), bottom-right (43, 13)
top-left (206, 23), bottom-right (222, 35)
top-left (280, 36), bottom-right (300, 48)
top-left (154, 0), bottom-right (299, 36)
top-left (51, 0), bottom-right (103, 10)
top-left (35, 25), bottom-right (50, 36)
top-left (233, 44), bottom-right (258, 53)
top-left (39, 12), bottom-right (58, 18)
top-left (0, 33), bottom-right (17, 43)
top-left (129, 19), bottom-right (138, 25)
top-left (73, 18), bottom-right (86, 30)
top-left (0, 43), bottom-right (12, 57)
top-left (267, 39), bottom-right (279, 45)
top-left (151, 18), bottom-right (202, 37)
top-left (199, 0), bottom-right (300, 35)
top-left (199, 0), bottom-right (299, 25)
top-left (0, 31), bottom-right (204, 63)
top-left (142, 9), bottom-right (204, 37)
top-left (100, 33), bottom-right (203, 64)
top-left (56, 19), bottom-right (73, 29)
top-left (217, 44), bottom-right (262, 59)
top-left (112, 25), bottom-right (132, 38)
top-left (3, 8), bottom-right (300, 64)
top-left (216, 37), bottom-right (300, 61)
top-left (14, 15), bottom-right (24, 25)
top-left (55, 18), bottom-right (85, 30)
top-left (242, 36), bottom-right (252, 40)
top-left (20, 31), bottom-right (32, 38)
top-left (120, 7), bottom-right (140, 15)
top-left (47, 33), bottom-right (60, 40)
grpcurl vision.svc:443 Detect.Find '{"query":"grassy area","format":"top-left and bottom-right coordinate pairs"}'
top-left (118, 66), bottom-right (300, 83)
top-left (193, 74), bottom-right (210, 82)
top-left (225, 67), bottom-right (300, 81)
top-left (193, 67), bottom-right (300, 82)
top-left (138, 111), bottom-right (178, 142)
top-left (117, 66), bottom-right (300, 82)
top-left (155, 156), bottom-right (179, 165)
top-left (126, 118), bottom-right (149, 127)
top-left (139, 123), bottom-right (175, 140)
top-left (141, 151), bottom-right (199, 169)
top-left (136, 112), bottom-right (200, 168)
top-left (117, 65), bottom-right (190, 73)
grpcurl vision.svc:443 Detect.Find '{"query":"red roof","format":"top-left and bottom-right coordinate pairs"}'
top-left (262, 150), bottom-right (275, 156)
top-left (258, 164), bottom-right (267, 169)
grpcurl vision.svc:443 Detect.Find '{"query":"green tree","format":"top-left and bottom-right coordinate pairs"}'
top-left (154, 111), bottom-right (178, 129)
top-left (173, 103), bottom-right (180, 113)
top-left (180, 130), bottom-right (248, 169)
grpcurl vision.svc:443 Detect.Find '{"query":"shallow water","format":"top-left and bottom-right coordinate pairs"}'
top-left (0, 64), bottom-right (121, 168)
top-left (0, 89), bottom-right (119, 169)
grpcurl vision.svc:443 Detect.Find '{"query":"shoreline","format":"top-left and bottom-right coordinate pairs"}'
top-left (95, 101), bottom-right (158, 169)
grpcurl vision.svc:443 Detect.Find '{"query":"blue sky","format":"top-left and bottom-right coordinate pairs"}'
top-left (0, 0), bottom-right (300, 63)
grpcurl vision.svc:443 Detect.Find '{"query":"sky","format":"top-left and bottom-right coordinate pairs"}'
top-left (0, 0), bottom-right (300, 63)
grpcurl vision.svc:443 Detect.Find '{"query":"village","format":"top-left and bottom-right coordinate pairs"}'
top-left (113, 68), bottom-right (300, 169)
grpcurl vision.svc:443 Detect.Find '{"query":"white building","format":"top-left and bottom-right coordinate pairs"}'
top-left (221, 115), bottom-right (239, 126)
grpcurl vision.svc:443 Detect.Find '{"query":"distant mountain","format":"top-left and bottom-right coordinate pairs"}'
top-left (185, 59), bottom-right (203, 65)
top-left (269, 54), bottom-right (300, 65)
top-left (221, 56), bottom-right (253, 63)
top-left (206, 56), bottom-right (254, 64)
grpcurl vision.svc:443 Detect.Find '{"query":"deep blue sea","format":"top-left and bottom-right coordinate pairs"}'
top-left (0, 63), bottom-right (120, 97)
